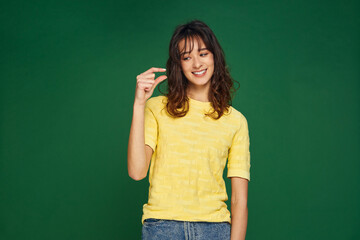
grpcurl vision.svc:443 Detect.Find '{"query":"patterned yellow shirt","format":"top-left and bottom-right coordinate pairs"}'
top-left (142, 95), bottom-right (250, 225)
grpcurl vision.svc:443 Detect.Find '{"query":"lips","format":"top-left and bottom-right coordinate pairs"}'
top-left (192, 68), bottom-right (207, 75)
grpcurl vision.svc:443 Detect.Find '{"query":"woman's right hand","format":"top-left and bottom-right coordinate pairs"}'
top-left (134, 67), bottom-right (167, 105)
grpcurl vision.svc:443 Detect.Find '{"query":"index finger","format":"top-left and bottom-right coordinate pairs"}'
top-left (144, 67), bottom-right (166, 74)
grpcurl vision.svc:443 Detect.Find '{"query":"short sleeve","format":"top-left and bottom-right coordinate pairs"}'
top-left (144, 100), bottom-right (158, 151)
top-left (227, 115), bottom-right (251, 181)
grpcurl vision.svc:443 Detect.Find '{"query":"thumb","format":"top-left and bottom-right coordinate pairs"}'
top-left (151, 75), bottom-right (168, 91)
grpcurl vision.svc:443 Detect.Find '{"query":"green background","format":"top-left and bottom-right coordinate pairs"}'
top-left (1, 0), bottom-right (359, 239)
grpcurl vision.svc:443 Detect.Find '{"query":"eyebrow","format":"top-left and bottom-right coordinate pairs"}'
top-left (181, 48), bottom-right (208, 56)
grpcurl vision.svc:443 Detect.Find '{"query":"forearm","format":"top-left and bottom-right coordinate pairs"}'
top-left (127, 102), bottom-right (147, 180)
top-left (230, 202), bottom-right (248, 240)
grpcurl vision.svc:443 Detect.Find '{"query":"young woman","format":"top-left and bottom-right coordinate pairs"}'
top-left (128, 20), bottom-right (251, 240)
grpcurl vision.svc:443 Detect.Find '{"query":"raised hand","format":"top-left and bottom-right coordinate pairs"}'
top-left (134, 67), bottom-right (167, 105)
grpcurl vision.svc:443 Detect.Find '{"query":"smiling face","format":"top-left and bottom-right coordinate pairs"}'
top-left (178, 37), bottom-right (214, 91)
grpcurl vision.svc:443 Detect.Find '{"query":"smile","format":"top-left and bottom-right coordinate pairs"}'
top-left (192, 69), bottom-right (207, 76)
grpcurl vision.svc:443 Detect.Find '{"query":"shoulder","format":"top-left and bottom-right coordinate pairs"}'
top-left (145, 95), bottom-right (167, 109)
top-left (228, 106), bottom-right (249, 127)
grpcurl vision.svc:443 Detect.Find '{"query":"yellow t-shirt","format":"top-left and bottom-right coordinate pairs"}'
top-left (141, 95), bottom-right (251, 225)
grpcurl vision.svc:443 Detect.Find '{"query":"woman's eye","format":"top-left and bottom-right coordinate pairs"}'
top-left (182, 53), bottom-right (208, 60)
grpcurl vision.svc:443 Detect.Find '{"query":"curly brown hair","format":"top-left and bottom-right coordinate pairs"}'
top-left (158, 19), bottom-right (240, 120)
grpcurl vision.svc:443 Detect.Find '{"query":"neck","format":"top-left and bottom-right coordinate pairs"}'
top-left (186, 83), bottom-right (210, 102)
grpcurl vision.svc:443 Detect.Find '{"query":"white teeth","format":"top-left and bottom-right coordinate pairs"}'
top-left (193, 69), bottom-right (206, 75)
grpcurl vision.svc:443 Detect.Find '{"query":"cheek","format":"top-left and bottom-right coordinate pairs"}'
top-left (210, 57), bottom-right (214, 66)
top-left (181, 63), bottom-right (191, 73)
top-left (207, 58), bottom-right (214, 68)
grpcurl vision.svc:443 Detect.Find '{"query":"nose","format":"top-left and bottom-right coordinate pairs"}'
top-left (192, 55), bottom-right (202, 69)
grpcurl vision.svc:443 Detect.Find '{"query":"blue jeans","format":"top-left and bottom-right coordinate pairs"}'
top-left (142, 218), bottom-right (231, 240)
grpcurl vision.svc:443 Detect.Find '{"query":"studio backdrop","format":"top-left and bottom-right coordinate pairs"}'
top-left (0, 0), bottom-right (359, 239)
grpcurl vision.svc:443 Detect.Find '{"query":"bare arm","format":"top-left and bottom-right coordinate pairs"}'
top-left (127, 103), bottom-right (152, 180)
top-left (127, 67), bottom-right (167, 180)
top-left (230, 177), bottom-right (249, 240)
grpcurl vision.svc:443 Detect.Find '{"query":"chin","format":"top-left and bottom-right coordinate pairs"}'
top-left (188, 79), bottom-right (211, 86)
